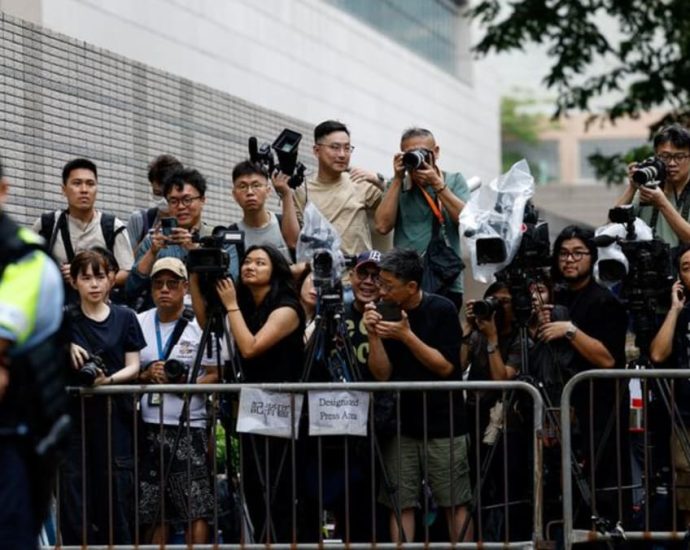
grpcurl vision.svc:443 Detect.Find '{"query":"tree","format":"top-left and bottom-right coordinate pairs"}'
top-left (469, 0), bottom-right (690, 183)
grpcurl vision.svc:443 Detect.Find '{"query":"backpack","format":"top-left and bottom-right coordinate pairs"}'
top-left (38, 209), bottom-right (125, 261)
top-left (137, 206), bottom-right (159, 245)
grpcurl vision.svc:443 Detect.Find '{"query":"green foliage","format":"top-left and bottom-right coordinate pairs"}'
top-left (468, 0), bottom-right (690, 183)
top-left (501, 95), bottom-right (542, 143)
top-left (587, 145), bottom-right (654, 186)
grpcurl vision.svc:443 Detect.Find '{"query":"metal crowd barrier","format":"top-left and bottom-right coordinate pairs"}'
top-left (561, 369), bottom-right (690, 549)
top-left (42, 380), bottom-right (543, 549)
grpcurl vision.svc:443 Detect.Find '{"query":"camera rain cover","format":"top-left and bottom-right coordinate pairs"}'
top-left (460, 159), bottom-right (535, 283)
top-left (296, 202), bottom-right (345, 283)
top-left (593, 218), bottom-right (654, 287)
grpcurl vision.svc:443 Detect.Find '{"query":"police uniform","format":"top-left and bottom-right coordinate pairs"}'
top-left (0, 213), bottom-right (65, 549)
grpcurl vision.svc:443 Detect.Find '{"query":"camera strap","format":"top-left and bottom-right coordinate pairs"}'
top-left (419, 186), bottom-right (445, 227)
top-left (154, 308), bottom-right (193, 361)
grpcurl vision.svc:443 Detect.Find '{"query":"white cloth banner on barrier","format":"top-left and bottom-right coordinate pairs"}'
top-left (308, 390), bottom-right (370, 436)
top-left (236, 388), bottom-right (303, 439)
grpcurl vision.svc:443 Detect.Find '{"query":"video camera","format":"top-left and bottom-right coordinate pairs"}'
top-left (631, 156), bottom-right (666, 188)
top-left (596, 207), bottom-right (673, 345)
top-left (248, 128), bottom-right (307, 189)
top-left (187, 227), bottom-right (244, 278)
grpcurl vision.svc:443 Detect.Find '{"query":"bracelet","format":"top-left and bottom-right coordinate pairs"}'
top-left (436, 184), bottom-right (448, 194)
top-left (226, 308), bottom-right (240, 313)
top-left (108, 376), bottom-right (115, 385)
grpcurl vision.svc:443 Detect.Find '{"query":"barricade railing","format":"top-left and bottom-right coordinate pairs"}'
top-left (561, 369), bottom-right (690, 549)
top-left (43, 380), bottom-right (543, 549)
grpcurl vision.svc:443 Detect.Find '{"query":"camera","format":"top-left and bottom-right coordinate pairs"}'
top-left (187, 228), bottom-right (244, 278)
top-left (160, 217), bottom-right (178, 236)
top-left (631, 156), bottom-right (666, 187)
top-left (78, 354), bottom-right (105, 387)
top-left (163, 359), bottom-right (188, 383)
top-left (473, 296), bottom-right (500, 320)
top-left (248, 128), bottom-right (307, 189)
top-left (402, 148), bottom-right (432, 171)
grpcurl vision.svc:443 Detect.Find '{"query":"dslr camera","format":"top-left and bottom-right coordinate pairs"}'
top-left (472, 296), bottom-right (500, 320)
top-left (78, 354), bottom-right (106, 387)
top-left (402, 148), bottom-right (433, 171)
top-left (248, 128), bottom-right (307, 189)
top-left (631, 156), bottom-right (666, 188)
top-left (163, 359), bottom-right (188, 383)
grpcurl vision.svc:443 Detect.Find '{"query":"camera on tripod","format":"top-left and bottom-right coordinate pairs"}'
top-left (631, 156), bottom-right (666, 188)
top-left (248, 128), bottom-right (307, 189)
top-left (187, 228), bottom-right (244, 278)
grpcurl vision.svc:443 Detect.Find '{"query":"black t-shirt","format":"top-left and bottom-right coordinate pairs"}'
top-left (554, 280), bottom-right (628, 433)
top-left (344, 302), bottom-right (375, 382)
top-left (71, 304), bottom-right (146, 376)
top-left (381, 292), bottom-right (466, 438)
top-left (671, 306), bottom-right (690, 420)
top-left (240, 294), bottom-right (305, 383)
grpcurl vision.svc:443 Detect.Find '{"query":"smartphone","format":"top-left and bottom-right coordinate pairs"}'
top-left (376, 301), bottom-right (402, 322)
top-left (160, 217), bottom-right (178, 236)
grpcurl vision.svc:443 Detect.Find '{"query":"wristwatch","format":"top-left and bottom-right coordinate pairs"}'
top-left (565, 323), bottom-right (578, 341)
top-left (486, 342), bottom-right (498, 354)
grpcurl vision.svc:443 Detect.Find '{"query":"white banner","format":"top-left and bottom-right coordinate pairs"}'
top-left (308, 390), bottom-right (370, 436)
top-left (236, 388), bottom-right (303, 439)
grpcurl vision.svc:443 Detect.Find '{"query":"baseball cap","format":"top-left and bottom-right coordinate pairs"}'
top-left (355, 250), bottom-right (382, 270)
top-left (151, 257), bottom-right (188, 279)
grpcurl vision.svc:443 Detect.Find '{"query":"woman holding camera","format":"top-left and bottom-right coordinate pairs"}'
top-left (61, 249), bottom-right (146, 546)
top-left (211, 244), bottom-right (305, 543)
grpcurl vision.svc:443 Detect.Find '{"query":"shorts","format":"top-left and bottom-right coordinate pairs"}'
top-left (379, 434), bottom-right (471, 510)
top-left (139, 424), bottom-right (215, 524)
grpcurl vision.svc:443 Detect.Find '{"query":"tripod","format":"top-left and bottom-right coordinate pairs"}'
top-left (298, 286), bottom-right (407, 544)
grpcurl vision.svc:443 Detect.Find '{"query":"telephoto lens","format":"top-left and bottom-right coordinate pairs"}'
top-left (163, 359), bottom-right (188, 383)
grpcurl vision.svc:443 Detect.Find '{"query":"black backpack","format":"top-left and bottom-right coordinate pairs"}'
top-left (38, 209), bottom-right (125, 261)
top-left (137, 206), bottom-right (159, 245)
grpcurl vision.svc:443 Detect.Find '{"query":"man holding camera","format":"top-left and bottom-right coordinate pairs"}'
top-left (137, 257), bottom-right (218, 544)
top-left (374, 128), bottom-right (469, 309)
top-left (364, 248), bottom-right (471, 543)
top-left (126, 166), bottom-right (240, 309)
top-left (230, 160), bottom-right (299, 262)
top-left (614, 124), bottom-right (690, 248)
top-left (294, 120), bottom-right (382, 257)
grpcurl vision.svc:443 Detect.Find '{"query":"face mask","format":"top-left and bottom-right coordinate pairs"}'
top-left (154, 196), bottom-right (168, 210)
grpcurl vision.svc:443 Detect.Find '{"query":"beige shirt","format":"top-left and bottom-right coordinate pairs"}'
top-left (294, 172), bottom-right (382, 256)
top-left (32, 210), bottom-right (134, 270)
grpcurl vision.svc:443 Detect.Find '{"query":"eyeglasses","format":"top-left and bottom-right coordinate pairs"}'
top-left (355, 268), bottom-right (380, 282)
top-left (167, 195), bottom-right (202, 208)
top-left (317, 142), bottom-right (355, 154)
top-left (658, 153), bottom-right (690, 164)
top-left (558, 250), bottom-right (591, 261)
top-left (152, 278), bottom-right (184, 290)
top-left (234, 182), bottom-right (266, 193)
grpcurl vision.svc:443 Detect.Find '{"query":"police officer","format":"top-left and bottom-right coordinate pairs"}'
top-left (0, 158), bottom-right (67, 548)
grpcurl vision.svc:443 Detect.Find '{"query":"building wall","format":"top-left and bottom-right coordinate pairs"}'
top-left (1, 0), bottom-right (499, 229)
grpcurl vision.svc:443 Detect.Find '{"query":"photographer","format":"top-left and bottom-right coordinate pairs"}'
top-left (374, 128), bottom-right (469, 309)
top-left (136, 258), bottom-right (218, 544)
top-left (614, 124), bottom-right (690, 248)
top-left (61, 249), bottom-right (146, 545)
top-left (649, 243), bottom-right (690, 526)
top-left (364, 248), bottom-right (471, 543)
top-left (230, 160), bottom-right (299, 261)
top-left (193, 244), bottom-right (304, 543)
top-left (126, 166), bottom-right (240, 310)
top-left (547, 225), bottom-right (629, 527)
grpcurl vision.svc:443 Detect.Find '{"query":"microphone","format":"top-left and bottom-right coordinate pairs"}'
top-left (248, 137), bottom-right (258, 163)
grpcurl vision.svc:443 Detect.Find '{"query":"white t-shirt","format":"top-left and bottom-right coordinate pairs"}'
top-left (137, 308), bottom-right (217, 427)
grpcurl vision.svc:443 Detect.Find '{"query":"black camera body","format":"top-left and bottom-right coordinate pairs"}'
top-left (473, 296), bottom-right (500, 320)
top-left (248, 128), bottom-right (307, 189)
top-left (163, 359), bottom-right (188, 383)
top-left (632, 156), bottom-right (666, 188)
top-left (79, 354), bottom-right (105, 387)
top-left (187, 228), bottom-right (244, 277)
top-left (402, 148), bottom-right (432, 171)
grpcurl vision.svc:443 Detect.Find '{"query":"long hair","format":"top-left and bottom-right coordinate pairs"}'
top-left (550, 225), bottom-right (597, 283)
top-left (236, 245), bottom-right (299, 324)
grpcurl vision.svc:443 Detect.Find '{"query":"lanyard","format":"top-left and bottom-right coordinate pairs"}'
top-left (154, 313), bottom-right (175, 360)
